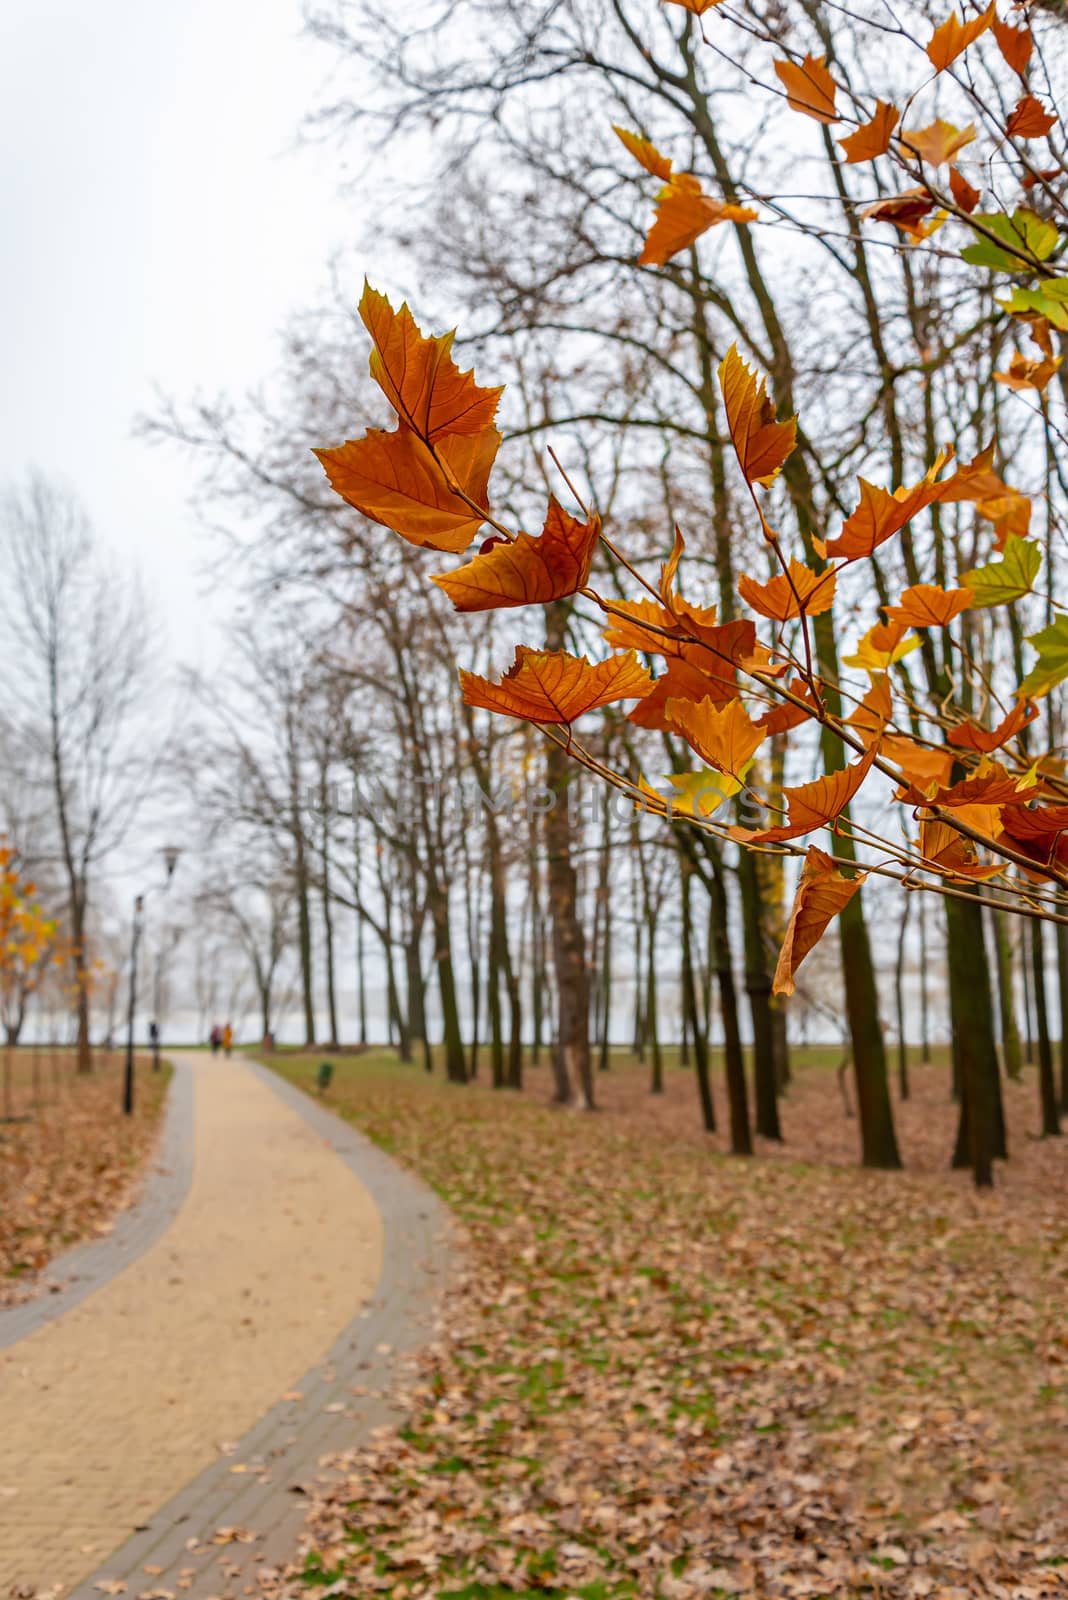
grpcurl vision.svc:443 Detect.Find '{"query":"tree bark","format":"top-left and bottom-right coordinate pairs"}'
top-left (544, 732), bottom-right (593, 1108)
top-left (839, 880), bottom-right (901, 1167)
top-left (1057, 922), bottom-right (1068, 1112)
top-left (738, 848), bottom-right (781, 1139)
top-left (1022, 924), bottom-right (1036, 1064)
top-left (681, 853), bottom-right (715, 1133)
top-left (543, 601), bottom-right (593, 1109)
top-left (429, 882), bottom-right (467, 1083)
top-left (706, 852), bottom-right (752, 1155)
top-left (948, 891), bottom-right (1003, 1186)
top-left (895, 895), bottom-right (911, 1101)
top-left (321, 823), bottom-right (339, 1047)
top-left (992, 905), bottom-right (1023, 1081)
top-left (1032, 918), bottom-right (1061, 1137)
top-left (918, 892), bottom-right (932, 1064)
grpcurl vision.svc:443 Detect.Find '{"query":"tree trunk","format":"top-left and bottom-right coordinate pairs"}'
top-left (1022, 925), bottom-right (1036, 1064)
top-left (948, 891), bottom-right (1003, 1187)
top-left (738, 848), bottom-right (781, 1139)
top-left (895, 895), bottom-right (911, 1101)
top-left (681, 855), bottom-right (715, 1133)
top-left (632, 916), bottom-right (645, 1063)
top-left (544, 731), bottom-right (593, 1108)
top-left (357, 908), bottom-right (368, 1046)
top-left (528, 823), bottom-right (545, 1068)
top-left (706, 854), bottom-right (752, 1155)
top-left (321, 839), bottom-right (339, 1048)
top-left (918, 892), bottom-right (932, 1064)
top-left (596, 800), bottom-right (611, 1075)
top-left (404, 932), bottom-right (426, 1055)
top-left (543, 602), bottom-right (593, 1109)
top-left (487, 898), bottom-right (504, 1089)
top-left (470, 952), bottom-right (483, 1083)
top-left (430, 883), bottom-right (467, 1084)
top-left (839, 878), bottom-right (901, 1168)
top-left (992, 905), bottom-right (1023, 1081)
top-left (646, 915), bottom-right (663, 1094)
top-left (294, 836), bottom-right (316, 1047)
top-left (1031, 918), bottom-right (1061, 1137)
top-left (72, 900), bottom-right (91, 1073)
top-left (382, 900), bottom-right (410, 1062)
top-left (1057, 922), bottom-right (1068, 1112)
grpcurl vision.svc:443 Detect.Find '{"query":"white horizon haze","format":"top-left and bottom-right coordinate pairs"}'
top-left (1, 0), bottom-right (360, 672)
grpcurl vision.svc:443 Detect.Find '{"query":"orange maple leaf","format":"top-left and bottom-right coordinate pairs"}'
top-left (898, 119), bottom-right (976, 166)
top-left (1001, 804), bottom-right (1068, 871)
top-left (938, 442), bottom-right (1010, 503)
top-left (734, 744), bottom-right (880, 844)
top-left (672, 596), bottom-right (729, 641)
top-left (862, 188), bottom-right (939, 240)
top-left (772, 846), bottom-right (866, 996)
top-left (315, 425), bottom-right (500, 552)
top-left (845, 675), bottom-right (893, 747)
top-left (359, 283), bottom-right (502, 443)
top-left (994, 352), bottom-right (1063, 392)
top-left (826, 451), bottom-right (952, 561)
top-left (613, 126), bottom-right (673, 182)
top-left (1006, 94), bottom-right (1057, 139)
top-left (757, 678), bottom-right (820, 734)
top-left (659, 526), bottom-right (685, 610)
top-left (948, 699), bottom-right (1039, 753)
top-left (992, 16), bottom-right (1032, 72)
top-left (737, 557), bottom-right (836, 621)
top-left (919, 816), bottom-right (1006, 879)
top-left (628, 620), bottom-right (759, 729)
top-left (678, 616), bottom-right (763, 694)
top-left (926, 4), bottom-right (995, 71)
top-left (628, 658), bottom-right (718, 731)
top-left (1024, 317), bottom-right (1055, 359)
top-left (949, 166), bottom-right (981, 212)
top-left (664, 695), bottom-right (767, 779)
top-left (884, 735), bottom-right (956, 791)
top-left (603, 598), bottom-right (690, 657)
top-left (884, 583), bottom-right (975, 628)
top-left (839, 102), bottom-right (901, 162)
top-left (718, 345), bottom-right (797, 492)
top-left (773, 55), bottom-right (839, 123)
top-left (908, 763), bottom-right (1035, 808)
top-left (660, 0), bottom-right (724, 12)
top-left (639, 175), bottom-right (757, 267)
top-left (459, 648), bottom-right (653, 725)
top-left (433, 498), bottom-right (600, 611)
top-left (978, 493), bottom-right (1032, 548)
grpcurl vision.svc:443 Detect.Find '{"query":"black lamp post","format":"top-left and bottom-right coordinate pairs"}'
top-left (123, 846), bottom-right (180, 1116)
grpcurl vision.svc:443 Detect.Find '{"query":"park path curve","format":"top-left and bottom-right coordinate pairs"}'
top-left (0, 1053), bottom-right (453, 1599)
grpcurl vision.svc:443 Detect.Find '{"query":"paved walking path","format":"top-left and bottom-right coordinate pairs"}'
top-left (0, 1053), bottom-right (453, 1599)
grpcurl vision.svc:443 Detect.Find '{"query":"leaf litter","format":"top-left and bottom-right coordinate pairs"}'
top-left (274, 1053), bottom-right (1068, 1598)
top-left (0, 1050), bottom-right (169, 1307)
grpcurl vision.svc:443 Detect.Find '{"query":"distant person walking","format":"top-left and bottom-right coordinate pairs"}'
top-left (222, 1022), bottom-right (233, 1058)
top-left (210, 1025), bottom-right (221, 1055)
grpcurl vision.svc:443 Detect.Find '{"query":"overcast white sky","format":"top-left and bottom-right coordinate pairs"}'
top-left (1, 0), bottom-right (357, 672)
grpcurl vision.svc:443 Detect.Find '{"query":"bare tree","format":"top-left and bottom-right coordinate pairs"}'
top-left (0, 474), bottom-right (160, 1071)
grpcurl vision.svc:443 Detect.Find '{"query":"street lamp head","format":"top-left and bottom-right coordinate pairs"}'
top-left (162, 845), bottom-right (181, 881)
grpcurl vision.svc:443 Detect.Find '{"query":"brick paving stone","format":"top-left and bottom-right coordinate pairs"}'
top-left (0, 1053), bottom-right (452, 1599)
top-left (0, 1061), bottom-right (195, 1353)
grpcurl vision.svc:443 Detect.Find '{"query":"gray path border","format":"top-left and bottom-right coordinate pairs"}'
top-left (68, 1057), bottom-right (456, 1599)
top-left (0, 1058), bottom-right (196, 1352)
